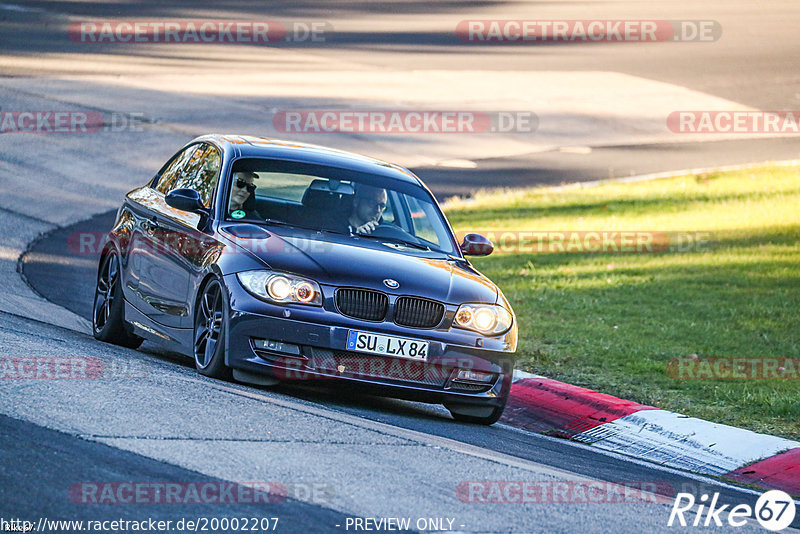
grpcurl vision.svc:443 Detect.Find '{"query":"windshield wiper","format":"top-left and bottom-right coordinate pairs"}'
top-left (261, 218), bottom-right (295, 227)
top-left (356, 234), bottom-right (432, 251)
top-left (261, 219), bottom-right (349, 236)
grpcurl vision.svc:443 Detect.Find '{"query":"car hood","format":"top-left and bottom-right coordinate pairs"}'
top-left (225, 228), bottom-right (499, 304)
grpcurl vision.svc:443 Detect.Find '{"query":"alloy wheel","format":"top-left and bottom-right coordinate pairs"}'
top-left (194, 281), bottom-right (224, 369)
top-left (93, 253), bottom-right (118, 332)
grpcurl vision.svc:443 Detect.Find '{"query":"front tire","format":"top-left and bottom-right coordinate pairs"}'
top-left (445, 399), bottom-right (507, 425)
top-left (92, 251), bottom-right (143, 349)
top-left (193, 279), bottom-right (232, 380)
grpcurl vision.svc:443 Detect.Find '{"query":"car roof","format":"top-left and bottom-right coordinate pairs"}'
top-left (193, 134), bottom-right (424, 186)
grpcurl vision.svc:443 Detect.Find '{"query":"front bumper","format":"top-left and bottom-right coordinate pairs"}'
top-left (224, 274), bottom-right (516, 407)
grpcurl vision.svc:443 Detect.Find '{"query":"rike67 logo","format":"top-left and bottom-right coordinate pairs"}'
top-left (668, 490), bottom-right (796, 531)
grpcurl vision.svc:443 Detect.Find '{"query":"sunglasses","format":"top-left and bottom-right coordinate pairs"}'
top-left (235, 179), bottom-right (256, 193)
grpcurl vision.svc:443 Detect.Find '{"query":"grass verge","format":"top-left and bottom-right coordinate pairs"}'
top-left (444, 165), bottom-right (800, 441)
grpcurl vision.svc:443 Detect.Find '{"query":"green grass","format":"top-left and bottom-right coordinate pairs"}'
top-left (444, 165), bottom-right (800, 440)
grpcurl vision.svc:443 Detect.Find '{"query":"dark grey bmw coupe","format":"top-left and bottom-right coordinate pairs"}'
top-left (93, 135), bottom-right (517, 424)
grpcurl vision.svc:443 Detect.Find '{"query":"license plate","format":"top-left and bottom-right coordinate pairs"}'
top-left (346, 330), bottom-right (429, 361)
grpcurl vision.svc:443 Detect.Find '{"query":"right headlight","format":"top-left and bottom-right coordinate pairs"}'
top-left (453, 303), bottom-right (513, 335)
top-left (237, 270), bottom-right (322, 306)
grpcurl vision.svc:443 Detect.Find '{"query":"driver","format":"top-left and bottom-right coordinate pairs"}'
top-left (347, 185), bottom-right (387, 235)
top-left (229, 171), bottom-right (262, 220)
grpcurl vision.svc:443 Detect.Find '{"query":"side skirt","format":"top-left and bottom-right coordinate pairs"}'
top-left (124, 300), bottom-right (194, 356)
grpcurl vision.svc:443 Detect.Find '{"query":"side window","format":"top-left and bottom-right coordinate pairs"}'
top-left (154, 145), bottom-right (200, 195)
top-left (174, 144), bottom-right (221, 207)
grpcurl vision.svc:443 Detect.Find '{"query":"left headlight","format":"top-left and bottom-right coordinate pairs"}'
top-left (237, 270), bottom-right (323, 306)
top-left (453, 303), bottom-right (513, 335)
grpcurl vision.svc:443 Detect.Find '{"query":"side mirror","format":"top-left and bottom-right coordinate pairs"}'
top-left (166, 188), bottom-right (212, 232)
top-left (166, 188), bottom-right (205, 213)
top-left (460, 233), bottom-right (494, 256)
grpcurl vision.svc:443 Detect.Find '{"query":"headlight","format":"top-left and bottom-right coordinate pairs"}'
top-left (237, 271), bottom-right (322, 306)
top-left (453, 303), bottom-right (513, 335)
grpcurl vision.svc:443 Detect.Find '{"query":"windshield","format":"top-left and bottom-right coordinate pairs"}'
top-left (224, 158), bottom-right (457, 255)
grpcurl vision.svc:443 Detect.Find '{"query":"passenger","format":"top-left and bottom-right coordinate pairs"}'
top-left (229, 171), bottom-right (262, 220)
top-left (346, 185), bottom-right (387, 234)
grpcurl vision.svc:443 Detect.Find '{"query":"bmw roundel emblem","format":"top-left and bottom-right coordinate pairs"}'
top-left (383, 279), bottom-right (400, 289)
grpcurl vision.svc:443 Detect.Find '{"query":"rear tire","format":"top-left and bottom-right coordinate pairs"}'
top-left (92, 251), bottom-right (143, 349)
top-left (193, 279), bottom-right (232, 380)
